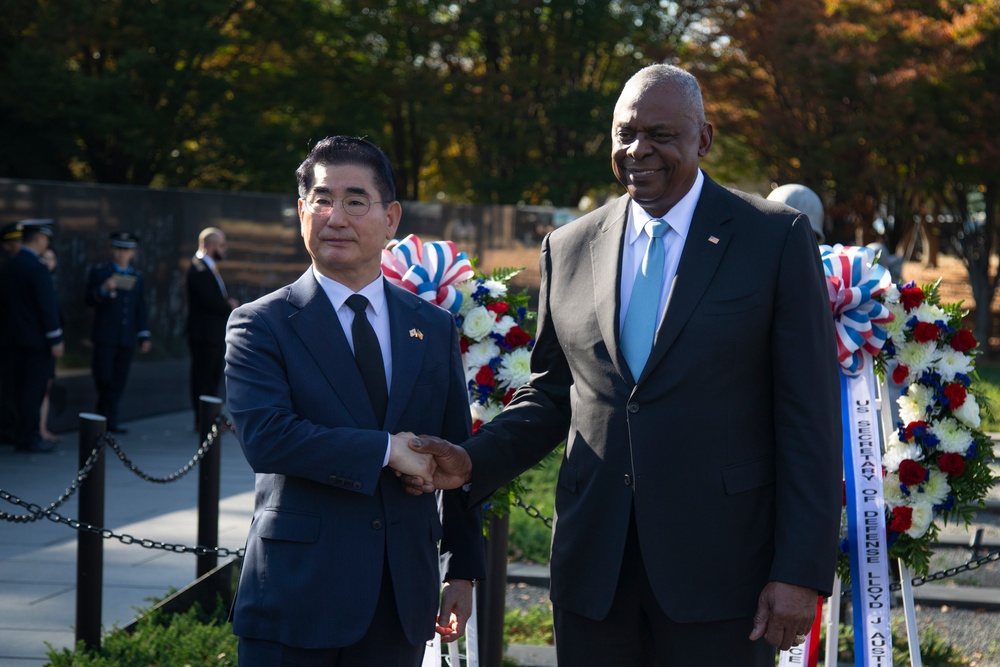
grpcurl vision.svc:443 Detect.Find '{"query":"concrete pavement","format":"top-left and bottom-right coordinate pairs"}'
top-left (0, 411), bottom-right (255, 665)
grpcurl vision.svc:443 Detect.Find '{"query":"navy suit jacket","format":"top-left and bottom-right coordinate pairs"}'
top-left (226, 269), bottom-right (485, 649)
top-left (465, 174), bottom-right (843, 623)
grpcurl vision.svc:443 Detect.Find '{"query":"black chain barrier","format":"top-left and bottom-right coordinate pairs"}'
top-left (0, 415), bottom-right (244, 558)
top-left (515, 495), bottom-right (1000, 591)
top-left (107, 420), bottom-right (226, 483)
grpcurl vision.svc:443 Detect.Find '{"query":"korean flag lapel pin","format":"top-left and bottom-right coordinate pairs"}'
top-left (409, 328), bottom-right (424, 340)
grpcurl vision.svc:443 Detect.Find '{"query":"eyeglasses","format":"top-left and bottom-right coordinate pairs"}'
top-left (304, 194), bottom-right (386, 217)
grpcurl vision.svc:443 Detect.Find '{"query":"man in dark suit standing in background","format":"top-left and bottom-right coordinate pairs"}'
top-left (225, 136), bottom-right (484, 666)
top-left (186, 226), bottom-right (237, 428)
top-left (85, 231), bottom-right (152, 435)
top-left (409, 64), bottom-right (842, 666)
top-left (0, 220), bottom-right (63, 452)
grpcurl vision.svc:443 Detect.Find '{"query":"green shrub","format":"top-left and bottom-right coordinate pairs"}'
top-left (504, 604), bottom-right (554, 646)
top-left (45, 598), bottom-right (236, 666)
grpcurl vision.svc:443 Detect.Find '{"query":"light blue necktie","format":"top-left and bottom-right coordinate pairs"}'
top-left (621, 218), bottom-right (669, 378)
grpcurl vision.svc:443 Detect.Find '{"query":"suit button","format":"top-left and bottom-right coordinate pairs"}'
top-left (353, 481), bottom-right (362, 489)
top-left (328, 476), bottom-right (341, 484)
top-left (624, 474), bottom-right (632, 486)
top-left (371, 519), bottom-right (383, 530)
top-left (627, 402), bottom-right (639, 413)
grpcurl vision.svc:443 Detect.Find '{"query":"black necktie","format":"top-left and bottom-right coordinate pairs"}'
top-left (346, 294), bottom-right (387, 428)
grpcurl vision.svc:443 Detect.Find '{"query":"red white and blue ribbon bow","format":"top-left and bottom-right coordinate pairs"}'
top-left (822, 244), bottom-right (895, 376)
top-left (381, 234), bottom-right (474, 314)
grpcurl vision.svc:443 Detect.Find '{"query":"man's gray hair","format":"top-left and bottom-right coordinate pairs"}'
top-left (622, 64), bottom-right (706, 123)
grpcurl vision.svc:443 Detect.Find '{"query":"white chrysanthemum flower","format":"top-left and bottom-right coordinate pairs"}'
top-left (883, 475), bottom-right (905, 507)
top-left (934, 348), bottom-right (974, 382)
top-left (898, 383), bottom-right (935, 424)
top-left (456, 280), bottom-right (477, 315)
top-left (462, 306), bottom-right (496, 341)
top-left (470, 399), bottom-right (502, 424)
top-left (930, 417), bottom-right (973, 455)
top-left (495, 347), bottom-right (532, 391)
top-left (896, 340), bottom-right (939, 378)
top-left (883, 302), bottom-right (909, 345)
top-left (952, 392), bottom-right (981, 429)
top-left (492, 314), bottom-right (516, 337)
top-left (912, 302), bottom-right (947, 325)
top-left (463, 340), bottom-right (500, 384)
top-left (483, 279), bottom-right (507, 299)
top-left (906, 501), bottom-right (934, 538)
top-left (882, 437), bottom-right (924, 473)
top-left (919, 469), bottom-right (951, 506)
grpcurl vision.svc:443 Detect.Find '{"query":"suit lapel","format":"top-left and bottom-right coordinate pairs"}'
top-left (590, 196), bottom-right (631, 382)
top-left (383, 280), bottom-right (428, 432)
top-left (641, 176), bottom-right (733, 381)
top-left (286, 270), bottom-right (378, 426)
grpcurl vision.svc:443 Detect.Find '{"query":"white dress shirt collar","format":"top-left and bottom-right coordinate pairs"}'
top-left (626, 168), bottom-right (705, 246)
top-left (196, 251), bottom-right (217, 272)
top-left (311, 267), bottom-right (387, 316)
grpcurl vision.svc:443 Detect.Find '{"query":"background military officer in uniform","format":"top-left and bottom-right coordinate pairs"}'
top-left (0, 220), bottom-right (63, 452)
top-left (84, 231), bottom-right (152, 434)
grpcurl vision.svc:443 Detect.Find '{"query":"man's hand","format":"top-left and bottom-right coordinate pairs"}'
top-left (436, 579), bottom-right (474, 642)
top-left (50, 342), bottom-right (65, 359)
top-left (399, 435), bottom-right (473, 495)
top-left (748, 581), bottom-right (818, 651)
top-left (140, 339), bottom-right (152, 354)
top-left (388, 431), bottom-right (435, 479)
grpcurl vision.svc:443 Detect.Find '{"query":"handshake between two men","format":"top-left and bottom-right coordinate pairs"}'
top-left (387, 433), bottom-right (471, 495)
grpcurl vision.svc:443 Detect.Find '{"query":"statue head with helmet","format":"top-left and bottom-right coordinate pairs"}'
top-left (766, 184), bottom-right (825, 243)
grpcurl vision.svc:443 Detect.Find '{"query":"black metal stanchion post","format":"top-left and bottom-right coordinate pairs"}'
top-left (476, 512), bottom-right (509, 667)
top-left (76, 413), bottom-right (107, 652)
top-left (196, 396), bottom-right (223, 579)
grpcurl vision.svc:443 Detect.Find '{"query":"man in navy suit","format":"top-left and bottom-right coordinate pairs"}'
top-left (0, 220), bottom-right (64, 453)
top-left (85, 231), bottom-right (152, 434)
top-left (409, 64), bottom-right (842, 665)
top-left (225, 136), bottom-right (485, 666)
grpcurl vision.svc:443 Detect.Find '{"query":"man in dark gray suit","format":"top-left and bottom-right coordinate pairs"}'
top-left (408, 64), bottom-right (842, 665)
top-left (225, 136), bottom-right (484, 666)
top-left (186, 226), bottom-right (237, 427)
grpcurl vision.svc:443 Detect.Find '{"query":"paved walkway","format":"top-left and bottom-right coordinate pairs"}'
top-left (0, 411), bottom-right (255, 666)
top-left (0, 411), bottom-right (557, 667)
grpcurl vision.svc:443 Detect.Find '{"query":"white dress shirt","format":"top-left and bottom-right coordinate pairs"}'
top-left (312, 267), bottom-right (394, 464)
top-left (619, 169), bottom-right (705, 337)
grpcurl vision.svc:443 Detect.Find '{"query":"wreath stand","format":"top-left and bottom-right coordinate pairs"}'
top-left (820, 375), bottom-right (923, 667)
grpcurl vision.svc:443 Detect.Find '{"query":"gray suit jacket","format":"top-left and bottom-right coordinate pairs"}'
top-left (466, 174), bottom-right (842, 622)
top-left (226, 270), bottom-right (485, 648)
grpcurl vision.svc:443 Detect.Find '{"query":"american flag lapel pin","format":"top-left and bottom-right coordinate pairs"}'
top-left (708, 235), bottom-right (720, 244)
top-left (409, 328), bottom-right (424, 340)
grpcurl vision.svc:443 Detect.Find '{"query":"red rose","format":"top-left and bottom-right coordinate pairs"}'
top-left (487, 302), bottom-right (508, 316)
top-left (475, 365), bottom-right (495, 388)
top-left (889, 506), bottom-right (913, 533)
top-left (943, 383), bottom-right (967, 409)
top-left (472, 419), bottom-right (483, 433)
top-left (460, 337), bottom-right (470, 354)
top-left (898, 459), bottom-right (928, 486)
top-left (892, 364), bottom-right (909, 385)
top-left (505, 326), bottom-right (532, 348)
top-left (913, 321), bottom-right (940, 343)
top-left (950, 329), bottom-right (977, 353)
top-left (937, 452), bottom-right (966, 477)
top-left (899, 286), bottom-right (924, 311)
top-left (842, 480), bottom-right (847, 507)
